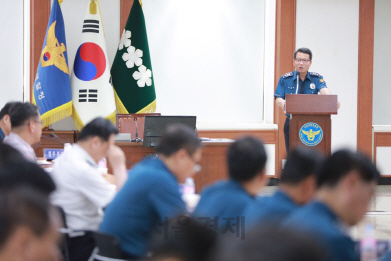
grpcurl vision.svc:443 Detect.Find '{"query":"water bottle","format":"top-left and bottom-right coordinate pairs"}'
top-left (360, 224), bottom-right (377, 261)
top-left (98, 157), bottom-right (108, 174)
top-left (183, 177), bottom-right (195, 195)
top-left (63, 143), bottom-right (72, 152)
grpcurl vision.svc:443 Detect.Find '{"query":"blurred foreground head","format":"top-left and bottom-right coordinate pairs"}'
top-left (156, 124), bottom-right (202, 183)
top-left (211, 225), bottom-right (326, 261)
top-left (226, 136), bottom-right (268, 195)
top-left (0, 187), bottom-right (61, 261)
top-left (279, 146), bottom-right (324, 204)
top-left (148, 215), bottom-right (217, 261)
top-left (0, 143), bottom-right (55, 195)
top-left (317, 149), bottom-right (380, 226)
top-left (77, 117), bottom-right (119, 163)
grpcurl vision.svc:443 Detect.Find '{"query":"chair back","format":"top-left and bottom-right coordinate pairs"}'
top-left (89, 231), bottom-right (131, 261)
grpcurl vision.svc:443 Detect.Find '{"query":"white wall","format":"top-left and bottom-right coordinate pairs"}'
top-left (373, 0), bottom-right (391, 125)
top-left (143, 0), bottom-right (266, 127)
top-left (0, 1), bottom-right (24, 105)
top-left (296, 0), bottom-right (359, 151)
top-left (50, 0), bottom-right (270, 130)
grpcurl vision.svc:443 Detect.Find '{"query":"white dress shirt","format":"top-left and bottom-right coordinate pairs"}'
top-left (3, 132), bottom-right (36, 163)
top-left (50, 144), bottom-right (116, 231)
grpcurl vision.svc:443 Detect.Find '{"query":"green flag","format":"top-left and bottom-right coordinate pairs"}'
top-left (111, 0), bottom-right (156, 113)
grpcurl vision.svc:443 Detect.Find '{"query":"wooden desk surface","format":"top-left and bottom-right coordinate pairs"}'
top-left (34, 131), bottom-right (232, 193)
top-left (116, 141), bottom-right (232, 193)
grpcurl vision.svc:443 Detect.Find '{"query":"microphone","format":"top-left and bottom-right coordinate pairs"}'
top-left (295, 73), bottom-right (299, 94)
top-left (131, 117), bottom-right (143, 142)
top-left (41, 133), bottom-right (70, 145)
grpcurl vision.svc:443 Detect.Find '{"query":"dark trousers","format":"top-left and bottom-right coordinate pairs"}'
top-left (67, 232), bottom-right (96, 261)
top-left (284, 117), bottom-right (290, 153)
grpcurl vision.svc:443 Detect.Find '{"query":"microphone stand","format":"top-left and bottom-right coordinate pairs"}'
top-left (131, 117), bottom-right (143, 142)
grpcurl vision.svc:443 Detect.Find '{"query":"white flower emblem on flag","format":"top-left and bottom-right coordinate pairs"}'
top-left (133, 65), bottom-right (152, 87)
top-left (119, 30), bottom-right (131, 50)
top-left (122, 46), bottom-right (143, 68)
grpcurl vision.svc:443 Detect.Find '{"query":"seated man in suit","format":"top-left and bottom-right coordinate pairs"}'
top-left (193, 136), bottom-right (268, 237)
top-left (284, 149), bottom-right (379, 261)
top-left (244, 147), bottom-right (323, 227)
top-left (3, 102), bottom-right (41, 162)
top-left (100, 124), bottom-right (202, 259)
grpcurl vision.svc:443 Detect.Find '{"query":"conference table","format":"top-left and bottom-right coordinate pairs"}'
top-left (35, 131), bottom-right (232, 193)
top-left (114, 140), bottom-right (232, 193)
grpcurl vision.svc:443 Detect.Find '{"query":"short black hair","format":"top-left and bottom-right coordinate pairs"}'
top-left (211, 225), bottom-right (327, 261)
top-left (8, 102), bottom-right (39, 129)
top-left (0, 187), bottom-right (53, 251)
top-left (280, 147), bottom-right (323, 185)
top-left (149, 215), bottom-right (217, 261)
top-left (0, 148), bottom-right (56, 195)
top-left (78, 117), bottom-right (118, 142)
top-left (294, 47), bottom-right (312, 61)
top-left (0, 101), bottom-right (20, 120)
top-left (317, 149), bottom-right (380, 188)
top-left (155, 124), bottom-right (202, 157)
top-left (0, 143), bottom-right (26, 168)
top-left (227, 136), bottom-right (267, 182)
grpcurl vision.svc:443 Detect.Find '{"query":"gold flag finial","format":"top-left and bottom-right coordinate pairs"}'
top-left (90, 0), bottom-right (97, 14)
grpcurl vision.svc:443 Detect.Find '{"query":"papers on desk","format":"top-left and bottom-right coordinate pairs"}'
top-left (37, 159), bottom-right (52, 165)
top-left (199, 137), bottom-right (234, 143)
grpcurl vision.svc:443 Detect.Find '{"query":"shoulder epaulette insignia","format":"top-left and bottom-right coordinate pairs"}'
top-left (282, 72), bottom-right (293, 78)
top-left (310, 72), bottom-right (321, 77)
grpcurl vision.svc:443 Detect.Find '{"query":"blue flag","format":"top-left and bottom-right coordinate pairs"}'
top-left (33, 0), bottom-right (72, 127)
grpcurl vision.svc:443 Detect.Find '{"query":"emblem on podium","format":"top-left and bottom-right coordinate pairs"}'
top-left (299, 122), bottom-right (323, 146)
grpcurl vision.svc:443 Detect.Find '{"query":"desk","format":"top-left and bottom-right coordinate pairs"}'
top-left (34, 131), bottom-right (75, 158)
top-left (115, 141), bottom-right (231, 193)
top-left (35, 133), bottom-right (232, 193)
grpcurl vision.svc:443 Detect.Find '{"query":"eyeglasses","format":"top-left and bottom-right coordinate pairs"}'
top-left (295, 59), bottom-right (311, 64)
top-left (27, 120), bottom-right (43, 126)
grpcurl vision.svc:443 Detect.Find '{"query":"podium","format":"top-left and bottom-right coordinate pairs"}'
top-left (286, 94), bottom-right (338, 154)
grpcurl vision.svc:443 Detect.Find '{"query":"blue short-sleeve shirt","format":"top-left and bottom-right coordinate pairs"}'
top-left (283, 201), bottom-right (359, 261)
top-left (100, 156), bottom-right (187, 258)
top-left (244, 189), bottom-right (298, 228)
top-left (274, 70), bottom-right (327, 100)
top-left (193, 180), bottom-right (254, 236)
top-left (0, 128), bottom-right (4, 142)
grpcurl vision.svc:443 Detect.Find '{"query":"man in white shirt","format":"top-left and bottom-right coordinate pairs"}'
top-left (3, 102), bottom-right (41, 162)
top-left (50, 117), bottom-right (127, 261)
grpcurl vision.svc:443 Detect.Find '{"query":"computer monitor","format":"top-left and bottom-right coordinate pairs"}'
top-left (143, 115), bottom-right (197, 147)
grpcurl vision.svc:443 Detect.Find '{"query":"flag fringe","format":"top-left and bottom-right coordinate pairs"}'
top-left (71, 107), bottom-right (84, 131)
top-left (41, 101), bottom-right (73, 128)
top-left (72, 108), bottom-right (117, 131)
top-left (136, 99), bottom-right (156, 113)
top-left (113, 89), bottom-right (129, 114)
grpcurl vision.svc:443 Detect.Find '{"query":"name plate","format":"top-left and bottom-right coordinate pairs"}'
top-left (43, 148), bottom-right (64, 160)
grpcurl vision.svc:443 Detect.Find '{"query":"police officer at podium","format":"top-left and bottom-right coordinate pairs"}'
top-left (274, 47), bottom-right (332, 153)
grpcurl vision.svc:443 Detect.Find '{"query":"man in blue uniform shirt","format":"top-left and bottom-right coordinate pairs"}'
top-left (193, 136), bottom-right (268, 238)
top-left (244, 147), bottom-right (323, 227)
top-left (0, 102), bottom-right (20, 142)
top-left (274, 47), bottom-right (337, 152)
top-left (284, 149), bottom-right (379, 261)
top-left (100, 124), bottom-right (202, 259)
